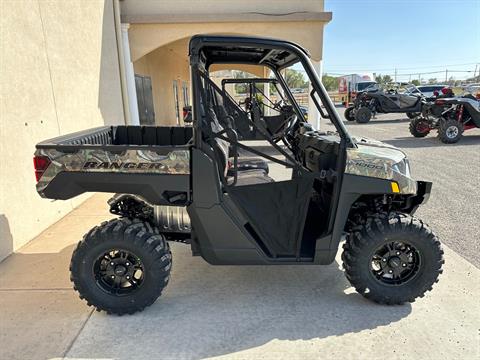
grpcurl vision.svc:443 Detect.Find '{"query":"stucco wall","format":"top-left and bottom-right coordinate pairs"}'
top-left (129, 21), bottom-right (326, 63)
top-left (121, 0), bottom-right (325, 15)
top-left (0, 0), bottom-right (124, 261)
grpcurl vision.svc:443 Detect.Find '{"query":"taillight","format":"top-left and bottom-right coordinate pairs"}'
top-left (435, 99), bottom-right (446, 105)
top-left (33, 155), bottom-right (51, 182)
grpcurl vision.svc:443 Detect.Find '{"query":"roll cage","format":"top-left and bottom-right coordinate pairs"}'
top-left (221, 78), bottom-right (286, 113)
top-left (186, 35), bottom-right (353, 263)
top-left (189, 35), bottom-right (353, 150)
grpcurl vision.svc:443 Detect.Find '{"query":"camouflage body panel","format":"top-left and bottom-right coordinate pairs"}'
top-left (36, 148), bottom-right (190, 194)
top-left (346, 138), bottom-right (417, 194)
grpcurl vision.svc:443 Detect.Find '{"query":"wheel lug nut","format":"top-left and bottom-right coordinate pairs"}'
top-left (396, 252), bottom-right (400, 255)
top-left (388, 270), bottom-right (393, 274)
top-left (382, 258), bottom-right (387, 262)
top-left (126, 276), bottom-right (130, 279)
top-left (111, 275), bottom-right (115, 279)
top-left (402, 263), bottom-right (407, 267)
top-left (110, 262), bottom-right (114, 266)
top-left (126, 262), bottom-right (130, 266)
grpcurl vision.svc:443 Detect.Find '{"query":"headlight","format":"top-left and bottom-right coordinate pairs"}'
top-left (392, 158), bottom-right (411, 178)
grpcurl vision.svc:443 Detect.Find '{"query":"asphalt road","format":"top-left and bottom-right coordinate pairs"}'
top-left (327, 111), bottom-right (480, 268)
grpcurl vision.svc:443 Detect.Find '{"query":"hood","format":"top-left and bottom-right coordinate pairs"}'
top-left (352, 136), bottom-right (406, 163)
top-left (346, 137), bottom-right (416, 194)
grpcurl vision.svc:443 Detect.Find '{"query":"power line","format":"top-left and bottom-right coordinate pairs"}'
top-left (324, 61), bottom-right (480, 72)
top-left (322, 69), bottom-right (478, 77)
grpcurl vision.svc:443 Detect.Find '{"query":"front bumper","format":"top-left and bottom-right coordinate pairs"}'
top-left (405, 181), bottom-right (432, 214)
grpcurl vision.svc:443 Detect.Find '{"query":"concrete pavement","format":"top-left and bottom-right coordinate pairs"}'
top-left (1, 114), bottom-right (479, 359)
top-left (0, 193), bottom-right (479, 360)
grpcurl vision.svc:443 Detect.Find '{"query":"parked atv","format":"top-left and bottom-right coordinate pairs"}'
top-left (409, 95), bottom-right (480, 143)
top-left (345, 87), bottom-right (427, 123)
top-left (33, 35), bottom-right (443, 315)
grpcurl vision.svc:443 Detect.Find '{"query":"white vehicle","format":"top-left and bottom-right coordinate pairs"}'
top-left (338, 73), bottom-right (376, 106)
top-left (406, 85), bottom-right (447, 98)
top-left (463, 84), bottom-right (480, 97)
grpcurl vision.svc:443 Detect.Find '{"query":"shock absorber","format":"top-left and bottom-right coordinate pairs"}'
top-left (457, 104), bottom-right (464, 122)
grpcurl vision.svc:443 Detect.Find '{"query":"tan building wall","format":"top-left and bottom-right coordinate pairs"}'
top-left (0, 0), bottom-right (125, 261)
top-left (125, 0), bottom-right (330, 126)
top-left (133, 38), bottom-right (190, 126)
top-left (133, 41), bottom-right (270, 125)
top-left (128, 21), bottom-right (326, 64)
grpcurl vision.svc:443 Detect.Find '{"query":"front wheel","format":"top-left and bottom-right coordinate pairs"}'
top-left (70, 218), bottom-right (172, 315)
top-left (342, 212), bottom-right (443, 305)
top-left (409, 117), bottom-right (431, 137)
top-left (438, 119), bottom-right (464, 143)
top-left (344, 106), bottom-right (355, 121)
top-left (355, 107), bottom-right (372, 123)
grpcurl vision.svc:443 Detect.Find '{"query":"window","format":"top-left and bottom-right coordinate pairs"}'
top-left (357, 81), bottom-right (376, 91)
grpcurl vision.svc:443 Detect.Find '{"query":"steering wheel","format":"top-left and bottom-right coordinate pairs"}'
top-left (271, 112), bottom-right (298, 143)
top-left (273, 99), bottom-right (285, 110)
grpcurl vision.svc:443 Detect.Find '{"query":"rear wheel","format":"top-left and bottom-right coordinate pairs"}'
top-left (409, 117), bottom-right (431, 137)
top-left (438, 119), bottom-right (464, 143)
top-left (70, 218), bottom-right (172, 315)
top-left (344, 106), bottom-right (355, 121)
top-left (355, 107), bottom-right (372, 123)
top-left (342, 212), bottom-right (443, 305)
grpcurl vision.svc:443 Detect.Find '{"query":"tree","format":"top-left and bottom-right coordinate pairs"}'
top-left (375, 74), bottom-right (393, 86)
top-left (411, 79), bottom-right (420, 86)
top-left (322, 74), bottom-right (338, 91)
top-left (284, 68), bottom-right (308, 89)
top-left (428, 78), bottom-right (437, 84)
top-left (383, 75), bottom-right (393, 85)
top-left (233, 71), bottom-right (250, 94)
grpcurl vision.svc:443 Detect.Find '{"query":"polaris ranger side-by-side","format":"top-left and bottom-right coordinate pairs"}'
top-left (34, 35), bottom-right (443, 315)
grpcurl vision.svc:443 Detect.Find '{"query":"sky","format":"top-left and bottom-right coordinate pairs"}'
top-left (322, 0), bottom-right (480, 82)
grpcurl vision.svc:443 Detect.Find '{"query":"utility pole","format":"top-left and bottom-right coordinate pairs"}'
top-left (445, 69), bottom-right (448, 83)
top-left (394, 68), bottom-right (397, 83)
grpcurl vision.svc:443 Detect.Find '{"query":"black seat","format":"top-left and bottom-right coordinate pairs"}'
top-left (210, 102), bottom-right (271, 179)
top-left (228, 169), bottom-right (274, 186)
top-left (207, 106), bottom-right (273, 186)
top-left (229, 157), bottom-right (269, 176)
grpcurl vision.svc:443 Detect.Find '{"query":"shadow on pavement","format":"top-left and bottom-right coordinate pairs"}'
top-left (345, 118), bottom-right (411, 125)
top-left (67, 242), bottom-right (412, 359)
top-left (385, 135), bottom-right (480, 148)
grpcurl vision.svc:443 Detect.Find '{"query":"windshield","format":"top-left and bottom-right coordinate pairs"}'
top-left (276, 58), bottom-right (354, 146)
top-left (358, 82), bottom-right (376, 91)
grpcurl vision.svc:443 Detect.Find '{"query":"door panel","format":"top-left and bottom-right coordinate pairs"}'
top-left (228, 177), bottom-right (314, 258)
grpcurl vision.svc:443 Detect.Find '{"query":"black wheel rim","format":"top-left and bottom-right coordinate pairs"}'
top-left (370, 241), bottom-right (421, 286)
top-left (93, 249), bottom-right (145, 296)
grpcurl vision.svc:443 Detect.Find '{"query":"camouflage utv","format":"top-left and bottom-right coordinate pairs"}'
top-left (33, 35), bottom-right (443, 315)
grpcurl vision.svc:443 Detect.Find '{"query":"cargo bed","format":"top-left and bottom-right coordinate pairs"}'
top-left (34, 126), bottom-right (192, 205)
